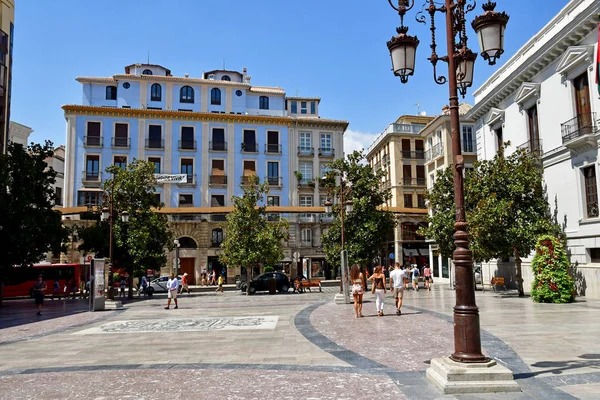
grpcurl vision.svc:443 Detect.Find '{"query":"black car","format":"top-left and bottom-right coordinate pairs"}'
top-left (243, 273), bottom-right (290, 294)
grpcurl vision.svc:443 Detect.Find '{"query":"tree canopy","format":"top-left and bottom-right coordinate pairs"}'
top-left (219, 176), bottom-right (289, 291)
top-left (321, 150), bottom-right (396, 273)
top-left (0, 141), bottom-right (68, 303)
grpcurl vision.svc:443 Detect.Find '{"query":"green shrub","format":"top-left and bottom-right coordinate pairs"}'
top-left (531, 235), bottom-right (575, 303)
top-left (263, 266), bottom-right (274, 273)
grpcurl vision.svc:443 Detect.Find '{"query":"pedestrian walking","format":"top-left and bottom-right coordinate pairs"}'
top-left (368, 266), bottom-right (386, 316)
top-left (215, 274), bottom-right (224, 293)
top-left (139, 275), bottom-right (148, 297)
top-left (52, 280), bottom-right (60, 300)
top-left (180, 273), bottom-right (190, 294)
top-left (32, 275), bottom-right (47, 316)
top-left (209, 270), bottom-right (217, 285)
top-left (119, 277), bottom-right (126, 298)
top-left (423, 264), bottom-right (432, 291)
top-left (403, 266), bottom-right (410, 290)
top-left (389, 262), bottom-right (407, 315)
top-left (411, 265), bottom-right (420, 291)
top-left (164, 273), bottom-right (179, 309)
top-left (350, 265), bottom-right (365, 318)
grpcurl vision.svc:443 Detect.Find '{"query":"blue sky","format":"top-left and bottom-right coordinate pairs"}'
top-left (12, 0), bottom-right (568, 152)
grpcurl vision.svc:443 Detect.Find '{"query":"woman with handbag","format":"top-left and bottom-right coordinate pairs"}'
top-left (368, 266), bottom-right (387, 316)
top-left (350, 265), bottom-right (365, 318)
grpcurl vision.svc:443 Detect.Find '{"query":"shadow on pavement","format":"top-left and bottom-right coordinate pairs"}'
top-left (0, 298), bottom-right (90, 329)
top-left (529, 354), bottom-right (600, 376)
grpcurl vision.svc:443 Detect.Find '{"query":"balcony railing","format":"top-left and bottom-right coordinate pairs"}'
top-left (266, 176), bottom-right (282, 186)
top-left (320, 214), bottom-right (334, 223)
top-left (401, 150), bottom-right (425, 160)
top-left (146, 139), bottom-right (165, 149)
top-left (561, 112), bottom-right (598, 144)
top-left (111, 137), bottom-right (130, 148)
top-left (425, 143), bottom-right (444, 162)
top-left (177, 174), bottom-right (196, 185)
top-left (298, 146), bottom-right (314, 156)
top-left (382, 155), bottom-right (390, 164)
top-left (298, 213), bottom-right (317, 223)
top-left (402, 230), bottom-right (425, 241)
top-left (209, 175), bottom-right (227, 185)
top-left (388, 123), bottom-right (425, 135)
top-left (300, 240), bottom-right (314, 247)
top-left (241, 142), bottom-right (258, 153)
top-left (209, 141), bottom-right (227, 151)
top-left (298, 178), bottom-right (316, 189)
top-left (84, 136), bottom-right (103, 147)
top-left (211, 241), bottom-right (223, 248)
top-left (179, 140), bottom-right (197, 150)
top-left (240, 175), bottom-right (258, 185)
top-left (265, 143), bottom-right (282, 154)
top-left (267, 213), bottom-right (280, 222)
top-left (401, 178), bottom-right (426, 187)
top-left (319, 148), bottom-right (335, 157)
top-left (587, 201), bottom-right (599, 219)
top-left (81, 170), bottom-right (102, 182)
top-left (210, 214), bottom-right (227, 222)
top-left (516, 138), bottom-right (543, 156)
top-left (462, 140), bottom-right (477, 153)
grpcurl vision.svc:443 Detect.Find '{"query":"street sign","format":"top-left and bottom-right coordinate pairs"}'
top-left (389, 253), bottom-right (395, 259)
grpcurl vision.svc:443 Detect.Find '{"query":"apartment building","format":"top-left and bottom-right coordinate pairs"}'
top-left (466, 0), bottom-right (600, 297)
top-left (62, 63), bottom-right (347, 282)
top-left (366, 114), bottom-right (433, 268)
top-left (0, 0), bottom-right (14, 154)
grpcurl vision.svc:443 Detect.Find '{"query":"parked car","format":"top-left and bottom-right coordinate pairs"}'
top-left (243, 273), bottom-right (290, 294)
top-left (146, 276), bottom-right (182, 295)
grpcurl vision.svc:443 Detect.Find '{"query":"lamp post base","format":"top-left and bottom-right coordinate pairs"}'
top-left (334, 293), bottom-right (352, 304)
top-left (426, 357), bottom-right (520, 394)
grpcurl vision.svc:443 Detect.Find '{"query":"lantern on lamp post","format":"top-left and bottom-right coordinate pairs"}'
top-left (471, 1), bottom-right (510, 66)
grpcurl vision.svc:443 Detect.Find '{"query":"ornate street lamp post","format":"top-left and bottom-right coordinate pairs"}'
top-left (385, 2), bottom-right (517, 393)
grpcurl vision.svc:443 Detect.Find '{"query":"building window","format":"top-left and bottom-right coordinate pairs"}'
top-left (210, 160), bottom-right (226, 185)
top-left (527, 105), bottom-right (540, 153)
top-left (211, 88), bottom-right (221, 105)
top-left (211, 128), bottom-right (226, 151)
top-left (212, 229), bottom-right (224, 247)
top-left (301, 101), bottom-right (307, 114)
top-left (300, 196), bottom-right (313, 207)
top-left (301, 228), bottom-right (312, 243)
top-left (113, 123), bottom-right (128, 147)
top-left (495, 127), bottom-right (503, 154)
top-left (267, 196), bottom-right (280, 206)
top-left (583, 166), bottom-right (598, 218)
top-left (300, 132), bottom-right (311, 151)
top-left (180, 159), bottom-right (194, 183)
top-left (211, 194), bottom-right (225, 207)
top-left (77, 191), bottom-right (101, 206)
top-left (320, 133), bottom-right (332, 151)
top-left (85, 155), bottom-right (100, 181)
top-left (154, 193), bottom-right (161, 204)
top-left (105, 86), bottom-right (117, 100)
top-left (180, 86), bottom-right (194, 103)
top-left (462, 125), bottom-right (475, 153)
top-left (310, 101), bottom-right (316, 114)
top-left (242, 130), bottom-right (257, 152)
top-left (54, 187), bottom-right (63, 206)
top-left (148, 157), bottom-right (161, 174)
top-left (259, 96), bottom-right (269, 110)
top-left (150, 83), bottom-right (162, 101)
top-left (221, 75), bottom-right (231, 81)
top-left (147, 125), bottom-right (163, 148)
top-left (142, 69), bottom-right (153, 75)
top-left (180, 126), bottom-right (195, 150)
top-left (417, 194), bottom-right (426, 209)
top-left (404, 194), bottom-right (413, 208)
top-left (266, 130), bottom-right (279, 153)
top-left (591, 248), bottom-right (600, 263)
top-left (291, 101), bottom-right (297, 113)
top-left (86, 121), bottom-right (102, 146)
top-left (113, 155), bottom-right (127, 169)
top-left (299, 162), bottom-right (312, 183)
top-left (267, 162), bottom-right (279, 185)
top-left (179, 194), bottom-right (193, 207)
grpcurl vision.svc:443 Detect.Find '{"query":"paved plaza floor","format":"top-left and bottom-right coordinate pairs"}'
top-left (0, 285), bottom-right (599, 399)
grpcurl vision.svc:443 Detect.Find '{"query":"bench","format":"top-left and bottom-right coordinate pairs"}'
top-left (491, 277), bottom-right (506, 291)
top-left (295, 279), bottom-right (322, 293)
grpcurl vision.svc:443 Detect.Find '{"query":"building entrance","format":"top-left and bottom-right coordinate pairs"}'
top-left (179, 258), bottom-right (195, 285)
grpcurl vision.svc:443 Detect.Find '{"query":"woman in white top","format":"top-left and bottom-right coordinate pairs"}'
top-left (350, 265), bottom-right (365, 318)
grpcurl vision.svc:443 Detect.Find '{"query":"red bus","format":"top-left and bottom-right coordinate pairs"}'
top-left (3, 263), bottom-right (86, 298)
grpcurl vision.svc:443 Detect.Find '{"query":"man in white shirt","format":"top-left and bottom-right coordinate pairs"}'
top-left (164, 273), bottom-right (179, 310)
top-left (389, 262), bottom-right (407, 315)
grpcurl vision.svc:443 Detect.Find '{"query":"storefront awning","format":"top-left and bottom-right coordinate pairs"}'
top-left (403, 249), bottom-right (419, 257)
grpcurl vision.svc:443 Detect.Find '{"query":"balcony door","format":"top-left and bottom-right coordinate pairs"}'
top-left (212, 128), bottom-right (225, 151)
top-left (574, 73), bottom-right (592, 134)
top-left (527, 105), bottom-right (540, 153)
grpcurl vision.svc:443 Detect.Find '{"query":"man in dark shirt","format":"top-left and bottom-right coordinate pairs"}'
top-left (33, 275), bottom-right (47, 316)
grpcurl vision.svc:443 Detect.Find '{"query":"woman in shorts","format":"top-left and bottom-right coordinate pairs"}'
top-left (350, 265), bottom-right (365, 318)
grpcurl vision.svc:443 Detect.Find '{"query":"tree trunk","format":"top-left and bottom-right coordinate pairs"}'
top-left (513, 247), bottom-right (525, 297)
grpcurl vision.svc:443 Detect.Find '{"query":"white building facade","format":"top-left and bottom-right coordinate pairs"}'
top-left (467, 0), bottom-right (600, 297)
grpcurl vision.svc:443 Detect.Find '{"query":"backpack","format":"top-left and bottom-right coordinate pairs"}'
top-left (413, 269), bottom-right (419, 278)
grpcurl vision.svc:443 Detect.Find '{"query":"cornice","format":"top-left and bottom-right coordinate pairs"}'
top-left (62, 105), bottom-right (349, 130)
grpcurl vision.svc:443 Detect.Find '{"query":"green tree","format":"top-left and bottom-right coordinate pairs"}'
top-left (77, 160), bottom-right (173, 297)
top-left (530, 235), bottom-right (575, 303)
top-left (321, 150), bottom-right (396, 274)
top-left (0, 141), bottom-right (68, 304)
top-left (219, 176), bottom-right (289, 294)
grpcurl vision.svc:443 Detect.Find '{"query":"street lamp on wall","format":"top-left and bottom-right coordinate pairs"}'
top-left (101, 207), bottom-right (109, 222)
top-left (121, 211), bottom-right (129, 223)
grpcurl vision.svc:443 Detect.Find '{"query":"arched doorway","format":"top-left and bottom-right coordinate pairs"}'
top-left (176, 236), bottom-right (198, 284)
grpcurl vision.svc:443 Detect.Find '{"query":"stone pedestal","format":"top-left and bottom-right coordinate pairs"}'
top-left (426, 357), bottom-right (520, 394)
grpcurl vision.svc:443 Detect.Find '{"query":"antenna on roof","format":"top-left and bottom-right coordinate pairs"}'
top-left (147, 52), bottom-right (150, 64)
top-left (223, 58), bottom-right (225, 70)
top-left (415, 102), bottom-right (421, 115)
top-left (295, 89), bottom-right (299, 96)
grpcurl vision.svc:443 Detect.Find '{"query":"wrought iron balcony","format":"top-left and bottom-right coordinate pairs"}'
top-left (561, 113), bottom-right (598, 153)
top-left (178, 140), bottom-right (197, 150)
top-left (298, 213), bottom-right (317, 223)
top-left (318, 148), bottom-right (335, 157)
top-left (81, 170), bottom-right (102, 183)
top-left (210, 214), bottom-right (227, 222)
top-left (425, 143), bottom-right (443, 161)
top-left (266, 213), bottom-right (280, 222)
top-left (209, 141), bottom-right (227, 151)
top-left (401, 150), bottom-right (425, 160)
top-left (240, 175), bottom-right (259, 185)
top-left (319, 214), bottom-right (334, 223)
top-left (516, 138), bottom-right (543, 156)
top-left (209, 175), bottom-right (227, 185)
top-left (111, 137), bottom-right (130, 148)
top-left (241, 142), bottom-right (258, 153)
top-left (298, 178), bottom-right (316, 189)
top-left (177, 174), bottom-right (196, 186)
top-left (298, 146), bottom-right (314, 156)
top-left (146, 139), bottom-right (164, 149)
top-left (265, 143), bottom-right (282, 154)
top-left (266, 176), bottom-right (282, 186)
top-left (84, 136), bottom-right (103, 147)
top-left (587, 201), bottom-right (599, 219)
top-left (300, 240), bottom-right (314, 247)
top-left (401, 178), bottom-right (426, 187)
